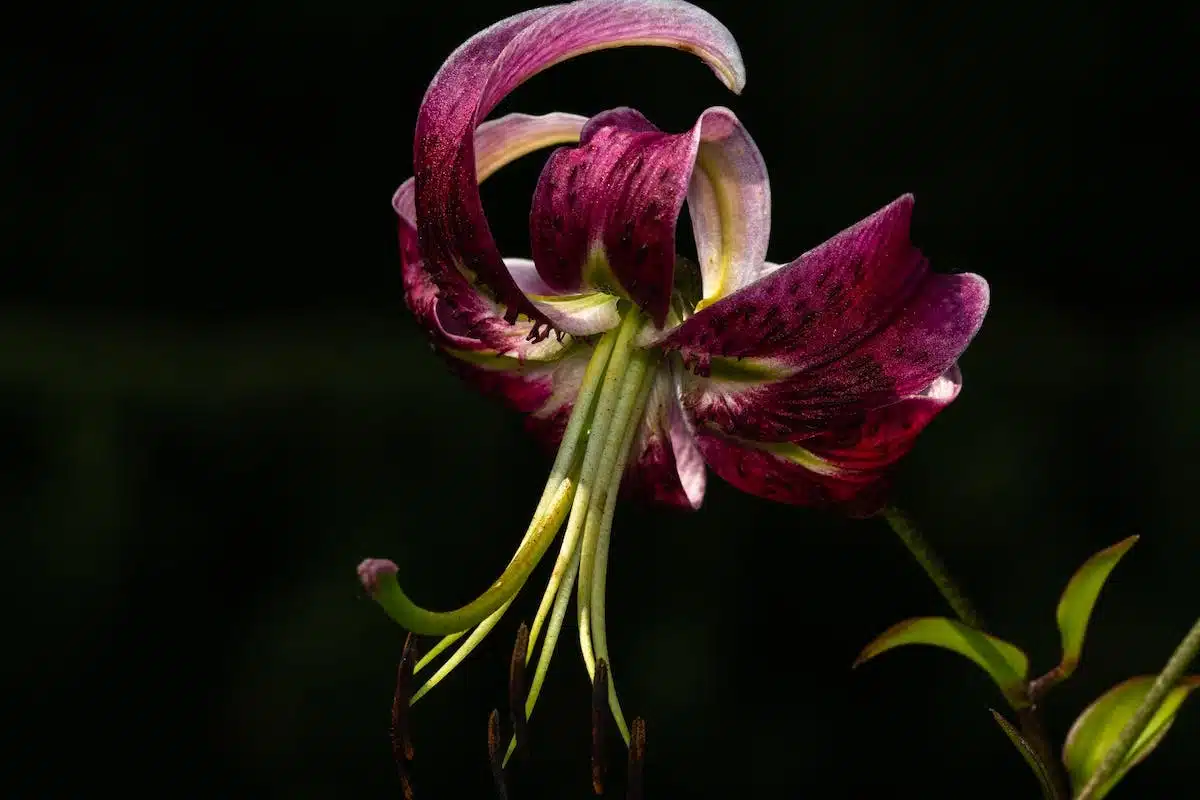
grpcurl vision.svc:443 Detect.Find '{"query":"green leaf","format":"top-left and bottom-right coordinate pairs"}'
top-left (854, 617), bottom-right (1030, 708)
top-left (1056, 536), bottom-right (1138, 679)
top-left (990, 709), bottom-right (1057, 799)
top-left (1063, 674), bottom-right (1200, 798)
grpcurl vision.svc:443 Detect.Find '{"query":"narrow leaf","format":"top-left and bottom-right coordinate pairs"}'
top-left (1063, 674), bottom-right (1200, 798)
top-left (1056, 536), bottom-right (1138, 679)
top-left (854, 617), bottom-right (1030, 708)
top-left (990, 709), bottom-right (1056, 800)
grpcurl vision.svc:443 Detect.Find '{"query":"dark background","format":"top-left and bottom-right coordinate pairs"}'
top-left (5, 1), bottom-right (1196, 796)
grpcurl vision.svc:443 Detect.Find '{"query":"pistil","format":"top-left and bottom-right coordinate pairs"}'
top-left (365, 305), bottom-right (656, 762)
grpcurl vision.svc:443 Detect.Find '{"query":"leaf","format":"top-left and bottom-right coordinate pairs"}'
top-left (1063, 674), bottom-right (1200, 798)
top-left (1056, 536), bottom-right (1138, 678)
top-left (990, 709), bottom-right (1057, 799)
top-left (854, 617), bottom-right (1030, 708)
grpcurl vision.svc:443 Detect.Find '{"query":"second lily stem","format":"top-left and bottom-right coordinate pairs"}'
top-left (1076, 615), bottom-right (1200, 800)
top-left (881, 506), bottom-right (1070, 800)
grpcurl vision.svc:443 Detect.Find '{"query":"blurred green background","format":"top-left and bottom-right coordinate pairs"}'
top-left (5, 1), bottom-right (1195, 796)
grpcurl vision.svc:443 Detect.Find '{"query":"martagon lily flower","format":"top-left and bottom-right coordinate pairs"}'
top-left (358, 0), bottom-right (988, 776)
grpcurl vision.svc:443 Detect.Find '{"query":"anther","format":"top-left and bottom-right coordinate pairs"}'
top-left (591, 659), bottom-right (609, 795)
top-left (487, 708), bottom-right (509, 800)
top-left (392, 633), bottom-right (420, 799)
top-left (508, 621), bottom-right (531, 759)
top-left (626, 717), bottom-right (646, 800)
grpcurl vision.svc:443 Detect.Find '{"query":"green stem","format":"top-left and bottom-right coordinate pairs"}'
top-left (881, 506), bottom-right (1070, 800)
top-left (1077, 616), bottom-right (1200, 800)
top-left (881, 506), bottom-right (986, 631)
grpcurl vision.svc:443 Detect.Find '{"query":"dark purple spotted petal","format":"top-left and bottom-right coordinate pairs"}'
top-left (397, 114), bottom-right (604, 441)
top-left (400, 176), bottom-right (595, 438)
top-left (530, 106), bottom-right (755, 327)
top-left (696, 367), bottom-right (962, 516)
top-left (623, 365), bottom-right (707, 509)
top-left (414, 0), bottom-right (745, 328)
top-left (397, 113), bottom-right (592, 356)
top-left (664, 195), bottom-right (927, 367)
top-left (665, 195), bottom-right (989, 440)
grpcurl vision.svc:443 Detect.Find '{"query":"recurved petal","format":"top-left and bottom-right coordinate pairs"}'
top-left (663, 195), bottom-right (928, 369)
top-left (415, 0), bottom-right (745, 327)
top-left (530, 106), bottom-right (756, 328)
top-left (396, 115), bottom-right (604, 445)
top-left (505, 259), bottom-right (622, 337)
top-left (623, 363), bottom-right (707, 509)
top-left (399, 175), bottom-right (569, 361)
top-left (406, 191), bottom-right (595, 444)
top-left (530, 107), bottom-right (691, 326)
top-left (680, 271), bottom-right (987, 440)
top-left (686, 109), bottom-right (771, 311)
top-left (665, 195), bottom-right (989, 441)
top-left (697, 366), bottom-right (963, 516)
top-left (398, 112), bottom-right (622, 351)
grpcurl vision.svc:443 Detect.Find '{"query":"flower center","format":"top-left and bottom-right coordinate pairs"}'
top-left (368, 306), bottom-right (658, 757)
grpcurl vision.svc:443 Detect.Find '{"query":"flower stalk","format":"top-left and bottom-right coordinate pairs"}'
top-left (881, 506), bottom-right (1070, 799)
top-left (881, 506), bottom-right (985, 631)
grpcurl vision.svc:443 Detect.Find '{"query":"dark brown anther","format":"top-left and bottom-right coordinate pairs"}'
top-left (591, 659), bottom-right (609, 795)
top-left (508, 622), bottom-right (531, 760)
top-left (626, 717), bottom-right (646, 800)
top-left (487, 708), bottom-right (509, 800)
top-left (391, 633), bottom-right (419, 799)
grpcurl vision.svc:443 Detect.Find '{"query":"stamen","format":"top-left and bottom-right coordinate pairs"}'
top-left (414, 630), bottom-right (465, 674)
top-left (588, 364), bottom-right (655, 743)
top-left (392, 634), bottom-right (419, 800)
top-left (592, 659), bottom-right (610, 795)
top-left (364, 323), bottom-right (621, 642)
top-left (487, 708), bottom-right (509, 800)
top-left (496, 313), bottom-right (647, 765)
top-left (627, 717), bottom-right (646, 800)
top-left (502, 542), bottom-right (581, 767)
top-left (508, 621), bottom-right (531, 759)
top-left (411, 600), bottom-right (514, 704)
top-left (576, 326), bottom-right (652, 680)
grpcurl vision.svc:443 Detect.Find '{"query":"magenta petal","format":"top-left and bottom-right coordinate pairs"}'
top-left (397, 113), bottom-right (591, 356)
top-left (663, 195), bottom-right (929, 369)
top-left (399, 152), bottom-right (595, 439)
top-left (624, 365), bottom-right (707, 509)
top-left (806, 366), bottom-right (962, 472)
top-left (530, 106), bottom-right (753, 327)
top-left (401, 182), bottom-right (593, 433)
top-left (666, 195), bottom-right (989, 440)
top-left (530, 108), bottom-right (691, 325)
top-left (414, 0), bottom-right (744, 327)
top-left (696, 367), bottom-right (962, 516)
top-left (696, 431), bottom-right (887, 517)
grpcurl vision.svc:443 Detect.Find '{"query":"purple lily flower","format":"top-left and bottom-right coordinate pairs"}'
top-left (360, 0), bottom-right (988, 768)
